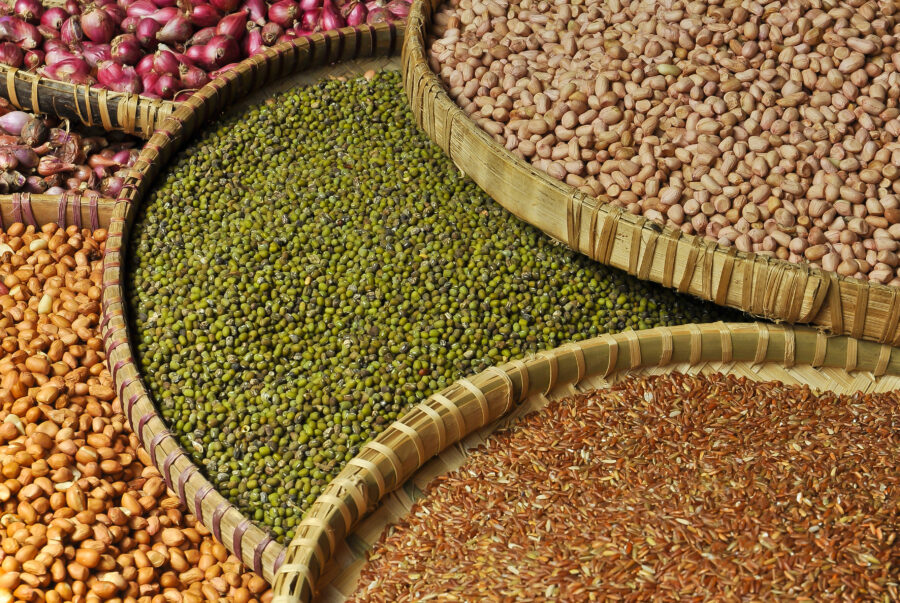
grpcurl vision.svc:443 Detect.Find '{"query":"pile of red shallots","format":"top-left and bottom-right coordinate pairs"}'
top-left (0, 101), bottom-right (138, 196)
top-left (0, 0), bottom-right (409, 100)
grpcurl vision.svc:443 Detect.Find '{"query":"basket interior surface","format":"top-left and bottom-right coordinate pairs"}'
top-left (314, 351), bottom-right (900, 601)
top-left (400, 0), bottom-right (900, 345)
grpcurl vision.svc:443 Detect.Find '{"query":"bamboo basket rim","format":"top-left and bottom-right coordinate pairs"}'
top-left (0, 191), bottom-right (115, 229)
top-left (270, 321), bottom-right (900, 602)
top-left (99, 23), bottom-right (406, 584)
top-left (400, 0), bottom-right (900, 346)
top-left (0, 64), bottom-right (178, 138)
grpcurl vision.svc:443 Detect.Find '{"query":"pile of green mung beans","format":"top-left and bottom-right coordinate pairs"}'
top-left (126, 70), bottom-right (735, 541)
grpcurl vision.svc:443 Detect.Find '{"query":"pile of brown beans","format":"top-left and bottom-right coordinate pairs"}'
top-left (0, 223), bottom-right (271, 603)
top-left (351, 373), bottom-right (900, 601)
top-left (429, 0), bottom-right (900, 286)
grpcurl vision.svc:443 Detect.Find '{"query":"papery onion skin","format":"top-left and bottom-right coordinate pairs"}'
top-left (111, 32), bottom-right (141, 63)
top-left (0, 41), bottom-right (24, 67)
top-left (215, 10), bottom-right (248, 40)
top-left (80, 4), bottom-right (116, 43)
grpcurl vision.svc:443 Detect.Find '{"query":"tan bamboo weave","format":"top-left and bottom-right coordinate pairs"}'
top-left (400, 0), bottom-right (900, 346)
top-left (0, 190), bottom-right (113, 228)
top-left (100, 24), bottom-right (405, 583)
top-left (0, 64), bottom-right (178, 138)
top-left (270, 322), bottom-right (900, 602)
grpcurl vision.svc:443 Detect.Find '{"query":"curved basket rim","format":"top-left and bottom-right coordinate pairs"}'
top-left (0, 64), bottom-right (178, 138)
top-left (99, 23), bottom-right (406, 584)
top-left (271, 321), bottom-right (900, 602)
top-left (399, 0), bottom-right (900, 345)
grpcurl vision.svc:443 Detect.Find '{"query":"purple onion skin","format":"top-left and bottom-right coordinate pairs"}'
top-left (13, 0), bottom-right (42, 24)
top-left (0, 111), bottom-right (30, 135)
top-left (97, 60), bottom-right (142, 93)
top-left (37, 24), bottom-right (59, 39)
top-left (154, 73), bottom-right (178, 99)
top-left (211, 0), bottom-right (240, 13)
top-left (135, 17), bottom-right (159, 47)
top-left (125, 0), bottom-right (156, 19)
top-left (80, 4), bottom-right (116, 43)
top-left (23, 48), bottom-right (41, 69)
top-left (208, 61), bottom-right (238, 79)
top-left (0, 17), bottom-right (41, 48)
top-left (242, 0), bottom-right (267, 25)
top-left (155, 13), bottom-right (192, 44)
top-left (111, 33), bottom-right (141, 64)
top-left (45, 46), bottom-right (77, 64)
top-left (102, 4), bottom-right (126, 26)
top-left (141, 71), bottom-right (160, 94)
top-left (120, 15), bottom-right (139, 32)
top-left (0, 41), bottom-right (23, 67)
top-left (268, 0), bottom-right (298, 28)
top-left (178, 62), bottom-right (209, 88)
top-left (40, 6), bottom-right (68, 29)
top-left (112, 148), bottom-right (132, 164)
top-left (37, 155), bottom-right (76, 177)
top-left (260, 21), bottom-right (282, 45)
top-left (100, 175), bottom-right (124, 197)
top-left (385, 0), bottom-right (409, 18)
top-left (135, 52), bottom-right (154, 76)
top-left (215, 11), bottom-right (247, 41)
top-left (60, 15), bottom-right (83, 44)
top-left (10, 145), bottom-right (38, 168)
top-left (190, 3), bottom-right (222, 28)
top-left (188, 26), bottom-right (216, 47)
top-left (79, 41), bottom-right (112, 68)
top-left (24, 175), bottom-right (48, 193)
top-left (366, 6), bottom-right (388, 23)
top-left (344, 2), bottom-right (366, 26)
top-left (152, 47), bottom-right (180, 76)
top-left (147, 6), bottom-right (178, 23)
top-left (204, 34), bottom-right (239, 68)
top-left (0, 150), bottom-right (18, 171)
top-left (319, 0), bottom-right (344, 30)
top-left (43, 57), bottom-right (94, 85)
top-left (242, 27), bottom-right (264, 56)
top-left (300, 9), bottom-right (318, 31)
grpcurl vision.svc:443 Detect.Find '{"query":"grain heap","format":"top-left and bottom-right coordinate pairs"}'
top-left (126, 70), bottom-right (731, 542)
top-left (351, 373), bottom-right (900, 601)
top-left (0, 223), bottom-right (271, 603)
top-left (429, 0), bottom-right (900, 285)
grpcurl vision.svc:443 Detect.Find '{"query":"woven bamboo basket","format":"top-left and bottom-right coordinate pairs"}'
top-left (0, 64), bottom-right (178, 138)
top-left (100, 23), bottom-right (404, 584)
top-left (400, 0), bottom-right (900, 346)
top-left (0, 190), bottom-right (114, 228)
top-left (269, 321), bottom-right (900, 601)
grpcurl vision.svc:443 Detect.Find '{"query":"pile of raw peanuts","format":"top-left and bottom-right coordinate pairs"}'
top-left (0, 223), bottom-right (272, 603)
top-left (430, 0), bottom-right (900, 286)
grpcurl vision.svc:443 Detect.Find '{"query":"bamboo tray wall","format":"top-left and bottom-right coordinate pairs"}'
top-left (0, 64), bottom-right (177, 138)
top-left (401, 0), bottom-right (900, 346)
top-left (269, 322), bottom-right (900, 602)
top-left (100, 23), bottom-right (404, 584)
top-left (0, 190), bottom-right (114, 228)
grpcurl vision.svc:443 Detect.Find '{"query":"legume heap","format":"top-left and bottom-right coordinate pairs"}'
top-left (430, 0), bottom-right (900, 285)
top-left (352, 373), bottom-right (900, 601)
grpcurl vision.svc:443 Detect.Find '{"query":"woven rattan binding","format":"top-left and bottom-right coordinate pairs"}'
top-left (400, 0), bottom-right (900, 345)
top-left (271, 322), bottom-right (900, 602)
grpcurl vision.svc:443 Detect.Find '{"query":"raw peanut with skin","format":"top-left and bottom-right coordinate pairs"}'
top-left (0, 224), bottom-right (272, 603)
top-left (431, 0), bottom-right (900, 286)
